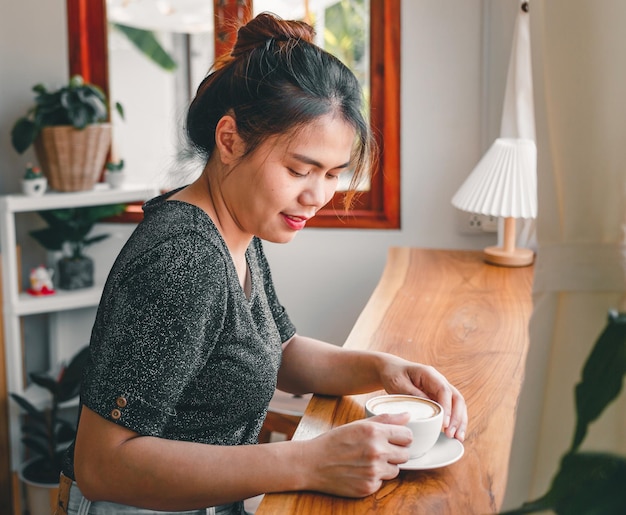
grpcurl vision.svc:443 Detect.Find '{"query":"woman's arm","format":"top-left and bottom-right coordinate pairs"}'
top-left (74, 405), bottom-right (412, 509)
top-left (278, 334), bottom-right (468, 441)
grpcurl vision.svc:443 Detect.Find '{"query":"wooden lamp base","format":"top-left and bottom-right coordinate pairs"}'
top-left (483, 216), bottom-right (535, 267)
top-left (484, 245), bottom-right (534, 267)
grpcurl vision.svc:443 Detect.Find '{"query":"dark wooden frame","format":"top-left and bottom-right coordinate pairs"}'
top-left (66, 0), bottom-right (400, 229)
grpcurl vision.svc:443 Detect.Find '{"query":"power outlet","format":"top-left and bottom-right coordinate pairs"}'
top-left (481, 215), bottom-right (498, 233)
top-left (456, 211), bottom-right (498, 234)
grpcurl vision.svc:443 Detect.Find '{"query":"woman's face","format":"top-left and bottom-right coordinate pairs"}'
top-left (222, 114), bottom-right (355, 244)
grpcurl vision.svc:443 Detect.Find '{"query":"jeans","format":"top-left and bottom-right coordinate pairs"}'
top-left (59, 476), bottom-right (249, 515)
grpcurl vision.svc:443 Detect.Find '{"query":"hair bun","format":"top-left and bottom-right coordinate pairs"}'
top-left (231, 12), bottom-right (315, 58)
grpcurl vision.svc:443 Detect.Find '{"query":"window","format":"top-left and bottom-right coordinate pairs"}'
top-left (66, 0), bottom-right (400, 228)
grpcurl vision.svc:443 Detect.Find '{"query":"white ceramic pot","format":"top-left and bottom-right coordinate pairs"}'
top-left (105, 170), bottom-right (126, 189)
top-left (18, 459), bottom-right (59, 515)
top-left (21, 177), bottom-right (48, 196)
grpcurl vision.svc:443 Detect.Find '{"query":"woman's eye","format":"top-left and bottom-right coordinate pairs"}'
top-left (326, 173), bottom-right (340, 180)
top-left (288, 168), bottom-right (307, 178)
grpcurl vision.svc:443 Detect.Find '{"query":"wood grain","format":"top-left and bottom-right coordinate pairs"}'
top-left (0, 254), bottom-right (11, 513)
top-left (0, 249), bottom-right (22, 515)
top-left (257, 248), bottom-right (534, 514)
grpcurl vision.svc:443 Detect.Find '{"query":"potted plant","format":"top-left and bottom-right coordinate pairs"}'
top-left (21, 163), bottom-right (47, 197)
top-left (11, 74), bottom-right (123, 192)
top-left (10, 346), bottom-right (89, 514)
top-left (104, 158), bottom-right (126, 189)
top-left (29, 204), bottom-right (127, 290)
top-left (500, 310), bottom-right (626, 514)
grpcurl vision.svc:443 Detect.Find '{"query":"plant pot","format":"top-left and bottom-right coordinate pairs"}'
top-left (105, 170), bottom-right (126, 189)
top-left (21, 177), bottom-right (48, 196)
top-left (34, 123), bottom-right (112, 192)
top-left (19, 458), bottom-right (60, 515)
top-left (58, 255), bottom-right (94, 290)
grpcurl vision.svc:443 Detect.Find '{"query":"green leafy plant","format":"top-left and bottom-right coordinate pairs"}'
top-left (11, 74), bottom-right (124, 154)
top-left (23, 163), bottom-right (43, 180)
top-left (10, 347), bottom-right (89, 484)
top-left (112, 23), bottom-right (177, 71)
top-left (30, 204), bottom-right (127, 259)
top-left (105, 159), bottom-right (125, 172)
top-left (501, 310), bottom-right (626, 514)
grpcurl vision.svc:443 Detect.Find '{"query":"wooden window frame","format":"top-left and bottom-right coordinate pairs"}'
top-left (66, 0), bottom-right (400, 229)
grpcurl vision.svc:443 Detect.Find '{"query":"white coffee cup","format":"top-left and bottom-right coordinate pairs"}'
top-left (365, 394), bottom-right (444, 459)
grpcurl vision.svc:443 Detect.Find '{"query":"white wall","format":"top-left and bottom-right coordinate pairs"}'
top-left (1, 0), bottom-right (535, 506)
top-left (0, 0), bottom-right (70, 371)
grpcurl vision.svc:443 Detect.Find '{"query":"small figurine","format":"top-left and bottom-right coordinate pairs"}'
top-left (27, 266), bottom-right (55, 296)
top-left (22, 163), bottom-right (47, 197)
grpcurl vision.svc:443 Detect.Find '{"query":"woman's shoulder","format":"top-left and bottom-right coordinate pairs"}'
top-left (139, 194), bottom-right (225, 250)
top-left (115, 199), bottom-right (230, 279)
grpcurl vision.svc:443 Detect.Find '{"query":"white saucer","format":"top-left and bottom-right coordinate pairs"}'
top-left (399, 433), bottom-right (464, 470)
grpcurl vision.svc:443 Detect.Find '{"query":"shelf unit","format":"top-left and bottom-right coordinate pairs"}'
top-left (0, 183), bottom-right (159, 476)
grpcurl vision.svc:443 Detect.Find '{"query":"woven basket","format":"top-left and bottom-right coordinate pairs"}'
top-left (33, 123), bottom-right (112, 192)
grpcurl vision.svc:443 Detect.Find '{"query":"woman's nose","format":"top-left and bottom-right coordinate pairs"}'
top-left (300, 176), bottom-right (331, 208)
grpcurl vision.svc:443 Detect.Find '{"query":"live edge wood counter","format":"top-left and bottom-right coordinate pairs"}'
top-left (257, 248), bottom-right (534, 515)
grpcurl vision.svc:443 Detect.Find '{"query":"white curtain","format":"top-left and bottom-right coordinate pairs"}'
top-left (505, 0), bottom-right (626, 508)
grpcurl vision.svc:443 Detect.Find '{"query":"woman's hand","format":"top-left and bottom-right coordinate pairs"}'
top-left (299, 413), bottom-right (412, 498)
top-left (377, 355), bottom-right (468, 442)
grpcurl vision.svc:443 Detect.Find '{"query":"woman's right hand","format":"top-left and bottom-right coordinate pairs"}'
top-left (299, 412), bottom-right (412, 498)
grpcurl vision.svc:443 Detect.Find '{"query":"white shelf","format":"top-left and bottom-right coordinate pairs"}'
top-left (0, 183), bottom-right (158, 213)
top-left (13, 285), bottom-right (104, 316)
top-left (1, 183), bottom-right (158, 474)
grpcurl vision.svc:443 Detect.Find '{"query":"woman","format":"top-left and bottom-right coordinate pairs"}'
top-left (59, 12), bottom-right (467, 515)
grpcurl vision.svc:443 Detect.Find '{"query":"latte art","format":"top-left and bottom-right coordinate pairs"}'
top-left (371, 399), bottom-right (438, 420)
top-left (365, 395), bottom-right (444, 459)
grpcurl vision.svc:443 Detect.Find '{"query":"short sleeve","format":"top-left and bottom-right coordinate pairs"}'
top-left (82, 234), bottom-right (228, 436)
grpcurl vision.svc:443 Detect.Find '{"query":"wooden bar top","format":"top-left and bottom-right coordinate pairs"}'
top-left (257, 248), bottom-right (534, 514)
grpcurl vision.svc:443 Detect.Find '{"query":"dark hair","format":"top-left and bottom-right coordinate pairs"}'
top-left (186, 12), bottom-right (375, 207)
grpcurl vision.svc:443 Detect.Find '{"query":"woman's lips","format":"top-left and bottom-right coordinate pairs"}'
top-left (282, 213), bottom-right (308, 231)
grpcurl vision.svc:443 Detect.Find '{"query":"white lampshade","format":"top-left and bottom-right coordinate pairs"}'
top-left (451, 137), bottom-right (537, 219)
top-left (451, 1), bottom-right (536, 267)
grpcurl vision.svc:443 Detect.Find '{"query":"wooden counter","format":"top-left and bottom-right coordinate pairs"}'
top-left (257, 248), bottom-right (534, 514)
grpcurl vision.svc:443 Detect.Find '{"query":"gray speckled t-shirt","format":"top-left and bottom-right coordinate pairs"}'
top-left (62, 189), bottom-right (296, 480)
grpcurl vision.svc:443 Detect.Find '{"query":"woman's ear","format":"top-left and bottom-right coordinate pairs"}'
top-left (214, 115), bottom-right (245, 165)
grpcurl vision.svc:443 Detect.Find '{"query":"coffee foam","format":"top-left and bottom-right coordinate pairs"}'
top-left (371, 398), bottom-right (439, 421)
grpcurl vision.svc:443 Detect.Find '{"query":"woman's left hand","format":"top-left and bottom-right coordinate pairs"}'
top-left (378, 356), bottom-right (468, 442)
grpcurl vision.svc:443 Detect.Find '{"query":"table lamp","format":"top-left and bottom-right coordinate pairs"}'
top-left (452, 0), bottom-right (537, 267)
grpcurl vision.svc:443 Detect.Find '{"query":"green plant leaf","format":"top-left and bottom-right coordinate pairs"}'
top-left (9, 393), bottom-right (46, 422)
top-left (32, 83), bottom-right (48, 94)
top-left (22, 435), bottom-right (52, 460)
top-left (55, 419), bottom-right (78, 444)
top-left (69, 74), bottom-right (84, 88)
top-left (83, 234), bottom-right (110, 248)
top-left (76, 88), bottom-right (107, 121)
top-left (68, 105), bottom-right (90, 129)
top-left (11, 117), bottom-right (38, 154)
top-left (501, 309), bottom-right (626, 515)
top-left (79, 204), bottom-right (127, 223)
top-left (29, 227), bottom-right (67, 251)
top-left (30, 373), bottom-right (59, 396)
top-left (115, 101), bottom-right (125, 120)
top-left (12, 74), bottom-right (116, 154)
top-left (24, 421), bottom-right (49, 441)
top-left (113, 23), bottom-right (177, 71)
top-left (500, 453), bottom-right (626, 514)
top-left (570, 310), bottom-right (626, 452)
top-left (106, 159), bottom-right (125, 172)
top-left (57, 347), bottom-right (90, 402)
top-left (30, 205), bottom-right (126, 255)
